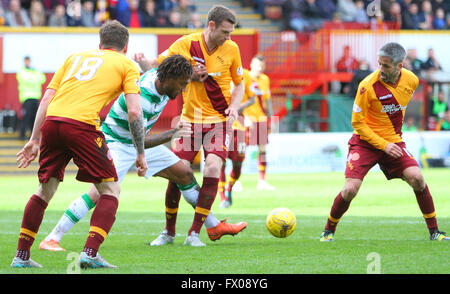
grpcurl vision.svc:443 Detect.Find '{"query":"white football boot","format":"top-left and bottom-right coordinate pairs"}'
top-left (11, 257), bottom-right (43, 268)
top-left (79, 251), bottom-right (117, 269)
top-left (150, 230), bottom-right (175, 246)
top-left (184, 232), bottom-right (206, 247)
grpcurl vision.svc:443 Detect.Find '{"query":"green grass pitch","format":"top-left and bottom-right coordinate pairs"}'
top-left (0, 169), bottom-right (449, 275)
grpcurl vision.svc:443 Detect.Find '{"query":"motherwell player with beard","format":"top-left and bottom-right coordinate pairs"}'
top-left (134, 5), bottom-right (247, 246)
top-left (320, 42), bottom-right (449, 242)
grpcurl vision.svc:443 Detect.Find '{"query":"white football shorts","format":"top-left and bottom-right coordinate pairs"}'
top-left (107, 141), bottom-right (180, 182)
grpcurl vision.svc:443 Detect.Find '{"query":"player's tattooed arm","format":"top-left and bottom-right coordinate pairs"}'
top-left (125, 92), bottom-right (148, 176)
top-left (129, 115), bottom-right (146, 154)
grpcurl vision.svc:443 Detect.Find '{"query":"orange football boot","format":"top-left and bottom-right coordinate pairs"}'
top-left (39, 239), bottom-right (66, 251)
top-left (206, 218), bottom-right (247, 241)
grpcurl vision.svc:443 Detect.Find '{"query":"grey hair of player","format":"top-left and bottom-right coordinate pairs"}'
top-left (377, 42), bottom-right (407, 65)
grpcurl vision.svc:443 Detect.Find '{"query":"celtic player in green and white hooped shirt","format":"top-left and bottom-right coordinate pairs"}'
top-left (39, 55), bottom-right (248, 252)
top-left (102, 68), bottom-right (168, 146)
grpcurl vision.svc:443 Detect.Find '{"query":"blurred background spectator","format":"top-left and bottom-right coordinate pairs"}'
top-left (187, 12), bottom-right (201, 28)
top-left (316, 0), bottom-right (336, 21)
top-left (402, 116), bottom-right (418, 132)
top-left (166, 9), bottom-right (180, 27)
top-left (336, 45), bottom-right (359, 73)
top-left (384, 1), bottom-right (402, 28)
top-left (5, 0), bottom-right (32, 27)
top-left (282, 0), bottom-right (302, 31)
top-left (66, 0), bottom-right (83, 27)
top-left (447, 12), bottom-right (450, 29)
top-left (336, 45), bottom-right (360, 94)
top-left (418, 0), bottom-right (433, 30)
top-left (117, 0), bottom-right (144, 28)
top-left (0, 5), bottom-right (5, 26)
top-left (16, 56), bottom-right (46, 140)
top-left (437, 110), bottom-right (450, 131)
top-left (157, 0), bottom-right (177, 12)
top-left (94, 0), bottom-right (111, 25)
top-left (345, 59), bottom-right (371, 98)
top-left (171, 0), bottom-right (197, 28)
top-left (288, 0), bottom-right (326, 32)
top-left (140, 0), bottom-right (160, 27)
top-left (406, 48), bottom-right (423, 76)
top-left (429, 89), bottom-right (449, 121)
top-left (29, 0), bottom-right (46, 26)
top-left (354, 0), bottom-right (368, 23)
top-left (337, 0), bottom-right (359, 22)
top-left (402, 2), bottom-right (419, 29)
top-left (433, 7), bottom-right (446, 30)
top-left (48, 4), bottom-right (67, 27)
top-left (81, 1), bottom-right (96, 27)
top-left (422, 48), bottom-right (442, 72)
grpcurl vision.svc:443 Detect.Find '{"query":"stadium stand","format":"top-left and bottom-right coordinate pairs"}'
top-left (0, 0), bottom-right (448, 31)
top-left (1, 0), bottom-right (450, 174)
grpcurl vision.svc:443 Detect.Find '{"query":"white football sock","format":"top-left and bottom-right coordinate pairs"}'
top-left (178, 181), bottom-right (219, 229)
top-left (45, 193), bottom-right (96, 242)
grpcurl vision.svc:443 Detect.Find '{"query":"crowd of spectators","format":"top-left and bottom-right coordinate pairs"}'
top-left (1, 0), bottom-right (449, 31)
top-left (0, 0), bottom-right (202, 28)
top-left (263, 0), bottom-right (450, 31)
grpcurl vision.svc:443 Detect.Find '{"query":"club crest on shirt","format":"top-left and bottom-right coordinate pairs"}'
top-left (404, 87), bottom-right (414, 95)
top-left (95, 137), bottom-right (102, 148)
top-left (347, 152), bottom-right (360, 162)
top-left (216, 55), bottom-right (225, 64)
top-left (360, 87), bottom-right (366, 95)
top-left (353, 103), bottom-right (362, 113)
top-left (237, 66), bottom-right (243, 76)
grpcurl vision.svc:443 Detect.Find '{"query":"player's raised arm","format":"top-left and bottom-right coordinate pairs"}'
top-left (132, 52), bottom-right (159, 72)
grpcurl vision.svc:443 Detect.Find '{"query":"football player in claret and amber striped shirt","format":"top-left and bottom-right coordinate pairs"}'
top-left (244, 55), bottom-right (275, 191)
top-left (134, 5), bottom-right (248, 246)
top-left (12, 20), bottom-right (148, 269)
top-left (320, 42), bottom-right (449, 243)
top-left (218, 68), bottom-right (256, 208)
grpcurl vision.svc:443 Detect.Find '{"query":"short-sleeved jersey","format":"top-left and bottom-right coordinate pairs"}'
top-left (352, 68), bottom-right (419, 150)
top-left (46, 49), bottom-right (141, 130)
top-left (243, 72), bottom-right (270, 122)
top-left (102, 68), bottom-right (169, 145)
top-left (157, 32), bottom-right (243, 123)
top-left (233, 69), bottom-right (255, 131)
